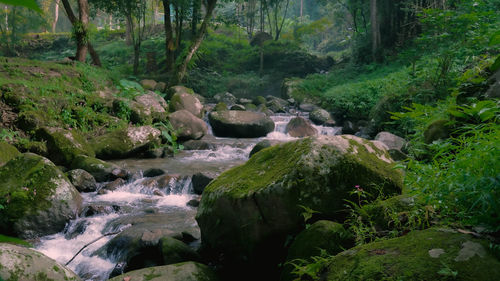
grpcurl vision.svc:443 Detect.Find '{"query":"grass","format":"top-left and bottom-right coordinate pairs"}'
top-left (0, 234), bottom-right (32, 247)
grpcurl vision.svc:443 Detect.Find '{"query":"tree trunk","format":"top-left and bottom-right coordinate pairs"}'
top-left (191, 0), bottom-right (201, 36)
top-left (370, 0), bottom-right (380, 61)
top-left (171, 0), bottom-right (217, 85)
top-left (125, 16), bottom-right (133, 45)
top-left (133, 44), bottom-right (140, 75)
top-left (75, 0), bottom-right (89, 62)
top-left (52, 0), bottom-right (60, 33)
top-left (163, 0), bottom-right (175, 73)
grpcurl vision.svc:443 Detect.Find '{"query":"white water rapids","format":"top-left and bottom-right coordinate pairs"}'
top-left (33, 113), bottom-right (342, 281)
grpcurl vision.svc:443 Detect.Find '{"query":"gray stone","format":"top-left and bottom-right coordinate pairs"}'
top-left (285, 117), bottom-right (318, 137)
top-left (169, 110), bottom-right (208, 140)
top-left (209, 111), bottom-right (275, 138)
top-left (67, 169), bottom-right (97, 192)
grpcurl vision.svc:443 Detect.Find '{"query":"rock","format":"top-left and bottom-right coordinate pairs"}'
top-left (182, 139), bottom-right (216, 151)
top-left (36, 127), bottom-right (95, 166)
top-left (281, 79), bottom-right (301, 100)
top-left (141, 147), bottom-right (166, 159)
top-left (245, 103), bottom-right (258, 111)
top-left (0, 141), bottom-right (20, 167)
top-left (144, 168), bottom-right (166, 178)
top-left (309, 108), bottom-right (333, 125)
top-left (214, 92), bottom-right (236, 106)
top-left (166, 85), bottom-right (195, 100)
top-left (266, 98), bottom-right (287, 113)
top-left (299, 103), bottom-right (318, 112)
top-left (0, 244), bottom-right (81, 281)
top-left (281, 221), bottom-right (354, 281)
top-left (67, 169), bottom-right (97, 192)
top-left (187, 199), bottom-right (200, 207)
top-left (92, 126), bottom-right (161, 159)
top-left (81, 204), bottom-right (120, 217)
top-left (134, 91), bottom-right (168, 122)
top-left (424, 119), bottom-right (451, 144)
top-left (375, 132), bottom-right (407, 161)
top-left (285, 117), bottom-right (318, 137)
top-left (485, 69), bottom-right (500, 99)
top-left (108, 262), bottom-right (219, 281)
top-left (168, 110), bottom-right (208, 141)
top-left (253, 96), bottom-right (267, 106)
top-left (98, 178), bottom-right (126, 194)
top-left (239, 98), bottom-right (252, 104)
top-left (155, 82), bottom-right (167, 92)
top-left (214, 102), bottom-right (228, 112)
top-left (209, 111), bottom-right (275, 138)
top-left (0, 153), bottom-right (82, 238)
top-left (160, 236), bottom-right (201, 265)
top-left (71, 155), bottom-right (128, 182)
top-left (170, 92), bottom-right (204, 118)
top-left (64, 219), bottom-right (89, 239)
top-left (192, 172), bottom-right (218, 195)
top-left (196, 135), bottom-right (402, 274)
top-left (140, 79), bottom-right (157, 90)
top-left (230, 104), bottom-right (246, 111)
top-left (137, 174), bottom-right (185, 194)
top-left (249, 140), bottom-right (280, 157)
top-left (342, 120), bottom-right (357, 135)
top-left (324, 228), bottom-right (500, 280)
top-left (112, 99), bottom-right (151, 125)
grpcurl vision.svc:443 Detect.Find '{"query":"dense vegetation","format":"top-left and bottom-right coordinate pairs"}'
top-left (0, 0), bottom-right (499, 280)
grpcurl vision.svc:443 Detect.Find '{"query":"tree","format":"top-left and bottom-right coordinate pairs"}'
top-left (370, 0), bottom-right (379, 61)
top-left (0, 0), bottom-right (41, 12)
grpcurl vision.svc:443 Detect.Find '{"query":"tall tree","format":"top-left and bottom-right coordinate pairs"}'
top-left (370, 0), bottom-right (380, 61)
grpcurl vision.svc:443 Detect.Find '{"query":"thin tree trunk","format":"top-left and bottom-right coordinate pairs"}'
top-left (171, 0), bottom-right (217, 85)
top-left (191, 0), bottom-right (201, 36)
top-left (75, 0), bottom-right (89, 62)
top-left (300, 0), bottom-right (303, 19)
top-left (125, 16), bottom-right (133, 45)
top-left (52, 0), bottom-right (60, 33)
top-left (163, 0), bottom-right (175, 73)
top-left (275, 0), bottom-right (290, 40)
top-left (370, 0), bottom-right (380, 61)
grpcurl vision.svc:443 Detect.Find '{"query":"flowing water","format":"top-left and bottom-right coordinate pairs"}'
top-left (34, 113), bottom-right (342, 281)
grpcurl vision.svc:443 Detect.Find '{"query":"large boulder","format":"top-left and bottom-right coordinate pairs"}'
top-left (0, 153), bottom-right (82, 238)
top-left (214, 92), bottom-right (237, 106)
top-left (208, 111), bottom-right (275, 138)
top-left (309, 108), bottom-right (333, 126)
top-left (0, 244), bottom-right (81, 281)
top-left (196, 135), bottom-right (402, 274)
top-left (324, 228), bottom-right (500, 281)
top-left (169, 92), bottom-right (204, 118)
top-left (374, 131), bottom-right (407, 161)
top-left (70, 155), bottom-right (128, 182)
top-left (140, 79), bottom-right (157, 91)
top-left (192, 172), bottom-right (218, 195)
top-left (285, 117), bottom-right (318, 137)
top-left (92, 126), bottom-right (161, 159)
top-left (168, 110), bottom-right (208, 141)
top-left (36, 127), bottom-right (95, 166)
top-left (67, 169), bottom-right (97, 192)
top-left (266, 97), bottom-right (288, 113)
top-left (166, 85), bottom-right (195, 100)
top-left (108, 262), bottom-right (219, 281)
top-left (249, 139), bottom-right (281, 157)
top-left (281, 221), bottom-right (354, 281)
top-left (0, 141), bottom-right (20, 167)
top-left (134, 91), bottom-right (168, 121)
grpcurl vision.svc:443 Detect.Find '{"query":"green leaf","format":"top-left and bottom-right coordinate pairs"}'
top-left (0, 0), bottom-right (41, 13)
top-left (491, 55), bottom-right (500, 72)
top-left (489, 31), bottom-right (500, 46)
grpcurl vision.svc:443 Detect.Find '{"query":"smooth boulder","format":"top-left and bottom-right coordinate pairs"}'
top-left (169, 110), bottom-right (208, 140)
top-left (285, 116), bottom-right (317, 137)
top-left (196, 135), bottom-right (402, 274)
top-left (36, 127), bottom-right (95, 166)
top-left (208, 110), bottom-right (275, 138)
top-left (134, 91), bottom-right (168, 120)
top-left (374, 131), bottom-right (407, 161)
top-left (71, 155), bottom-right (128, 182)
top-left (92, 126), bottom-right (161, 159)
top-left (309, 108), bottom-right (333, 125)
top-left (0, 243), bottom-right (81, 281)
top-left (67, 169), bottom-right (97, 192)
top-left (169, 92), bottom-right (204, 118)
top-left (0, 141), bottom-right (20, 167)
top-left (108, 262), bottom-right (219, 281)
top-left (0, 153), bottom-right (82, 238)
top-left (324, 228), bottom-right (500, 281)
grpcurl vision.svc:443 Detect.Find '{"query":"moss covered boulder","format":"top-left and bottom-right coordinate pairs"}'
top-left (0, 141), bottom-right (20, 167)
top-left (36, 127), bottom-right (95, 166)
top-left (92, 126), bottom-right (161, 159)
top-left (108, 262), bottom-right (219, 281)
top-left (324, 228), bottom-right (500, 280)
top-left (0, 153), bottom-right (82, 238)
top-left (70, 155), bottom-right (128, 182)
top-left (169, 91), bottom-right (204, 118)
top-left (133, 91), bottom-right (168, 122)
top-left (282, 220), bottom-right (354, 281)
top-left (196, 135), bottom-right (402, 274)
top-left (208, 110), bottom-right (275, 138)
top-left (0, 243), bottom-right (81, 281)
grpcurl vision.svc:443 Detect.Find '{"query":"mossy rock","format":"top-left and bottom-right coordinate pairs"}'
top-left (196, 135), bottom-right (402, 274)
top-left (424, 119), bottom-right (452, 144)
top-left (0, 153), bottom-right (82, 238)
top-left (166, 85), bottom-right (195, 100)
top-left (169, 92), bottom-right (204, 118)
top-left (253, 96), bottom-right (267, 106)
top-left (36, 127), bottom-right (95, 166)
top-left (92, 126), bottom-right (161, 159)
top-left (208, 110), bottom-right (275, 138)
top-left (160, 236), bottom-right (201, 265)
top-left (214, 102), bottom-right (228, 112)
top-left (0, 243), bottom-right (81, 281)
top-left (108, 262), bottom-right (219, 281)
top-left (16, 110), bottom-right (52, 132)
top-left (0, 141), bottom-right (20, 167)
top-left (70, 155), bottom-right (127, 182)
top-left (324, 228), bottom-right (500, 280)
top-left (282, 220), bottom-right (354, 281)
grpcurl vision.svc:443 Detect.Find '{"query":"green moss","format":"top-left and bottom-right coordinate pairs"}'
top-left (0, 234), bottom-right (32, 247)
top-left (325, 228), bottom-right (500, 280)
top-left (36, 128), bottom-right (94, 166)
top-left (0, 142), bottom-right (20, 167)
top-left (214, 102), bottom-right (228, 112)
top-left (253, 96), bottom-right (267, 105)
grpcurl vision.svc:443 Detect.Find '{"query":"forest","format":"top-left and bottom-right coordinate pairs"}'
top-left (0, 0), bottom-right (499, 280)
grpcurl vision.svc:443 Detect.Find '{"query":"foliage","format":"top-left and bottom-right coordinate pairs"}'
top-left (0, 0), bottom-right (41, 13)
top-left (154, 121), bottom-right (184, 155)
top-left (287, 249), bottom-right (332, 281)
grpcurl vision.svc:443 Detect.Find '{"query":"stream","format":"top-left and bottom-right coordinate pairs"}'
top-left (34, 113), bottom-right (342, 281)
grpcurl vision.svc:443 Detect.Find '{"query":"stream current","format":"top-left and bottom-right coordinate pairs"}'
top-left (34, 113), bottom-right (341, 281)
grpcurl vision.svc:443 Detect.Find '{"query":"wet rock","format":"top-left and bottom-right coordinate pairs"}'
top-left (71, 155), bottom-right (128, 182)
top-left (108, 262), bottom-right (219, 281)
top-left (196, 135), bottom-right (402, 274)
top-left (209, 110), bottom-right (275, 138)
top-left (0, 244), bottom-right (81, 281)
top-left (64, 219), bottom-right (89, 239)
top-left (192, 172), bottom-right (218, 195)
top-left (92, 126), bottom-right (161, 159)
top-left (374, 132), bottom-right (408, 161)
top-left (36, 127), bottom-right (95, 166)
top-left (249, 140), bottom-right (281, 157)
top-left (214, 92), bottom-right (237, 106)
top-left (98, 178), bottom-right (126, 194)
top-left (230, 104), bottom-right (246, 111)
top-left (144, 168), bottom-right (166, 178)
top-left (137, 174), bottom-right (186, 194)
top-left (309, 108), bottom-right (333, 125)
top-left (160, 236), bottom-right (201, 264)
top-left (342, 120), bottom-right (357, 135)
top-left (182, 139), bottom-right (216, 151)
top-left (285, 116), bottom-right (318, 137)
top-left (81, 204), bottom-right (120, 217)
top-left (142, 147), bottom-right (166, 159)
top-left (324, 228), bottom-right (500, 280)
top-left (168, 110), bottom-right (208, 141)
top-left (0, 141), bottom-right (20, 167)
top-left (169, 92), bottom-right (204, 118)
top-left (67, 169), bottom-right (97, 192)
top-left (0, 153), bottom-right (82, 238)
top-left (187, 199), bottom-right (200, 207)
